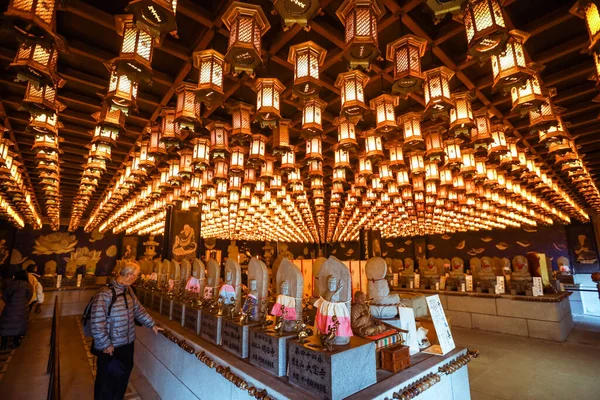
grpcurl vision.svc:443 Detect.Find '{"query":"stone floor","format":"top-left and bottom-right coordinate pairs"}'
top-left (0, 314), bottom-right (599, 399)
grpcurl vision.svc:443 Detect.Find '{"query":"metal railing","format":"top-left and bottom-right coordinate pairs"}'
top-left (46, 297), bottom-right (60, 400)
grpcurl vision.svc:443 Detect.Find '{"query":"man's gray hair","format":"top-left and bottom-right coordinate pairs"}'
top-left (118, 261), bottom-right (140, 277)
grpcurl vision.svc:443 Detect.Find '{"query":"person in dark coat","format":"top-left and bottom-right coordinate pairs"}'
top-left (0, 270), bottom-right (33, 349)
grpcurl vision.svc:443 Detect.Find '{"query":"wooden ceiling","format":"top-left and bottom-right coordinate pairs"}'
top-left (0, 0), bottom-right (599, 228)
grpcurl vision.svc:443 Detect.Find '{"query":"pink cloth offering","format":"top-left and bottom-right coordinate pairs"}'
top-left (185, 277), bottom-right (200, 293)
top-left (313, 297), bottom-right (353, 337)
top-left (219, 284), bottom-right (236, 304)
top-left (203, 286), bottom-right (214, 299)
top-left (149, 273), bottom-right (158, 281)
top-left (270, 294), bottom-right (297, 320)
top-left (168, 279), bottom-right (174, 291)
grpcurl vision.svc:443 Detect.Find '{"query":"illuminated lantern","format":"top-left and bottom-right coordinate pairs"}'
top-left (272, 119), bottom-right (291, 153)
top-left (302, 97), bottom-right (326, 135)
top-left (248, 134), bottom-right (267, 165)
top-left (444, 139), bottom-right (463, 169)
top-left (423, 66), bottom-right (454, 116)
top-left (510, 73), bottom-right (545, 115)
top-left (472, 108), bottom-right (493, 155)
top-left (32, 132), bottom-right (59, 151)
top-left (260, 156), bottom-right (275, 180)
top-left (529, 91), bottom-right (559, 132)
top-left (336, 0), bottom-right (385, 68)
top-left (463, 0), bottom-right (509, 59)
top-left (385, 34), bottom-right (427, 96)
top-left (424, 127), bottom-right (445, 161)
top-left (583, 1), bottom-right (600, 51)
top-left (490, 30), bottom-right (533, 92)
top-left (5, 0), bottom-right (58, 40)
top-left (10, 41), bottom-right (61, 87)
top-left (191, 137), bottom-right (210, 170)
top-left (92, 103), bottom-right (127, 134)
top-left (449, 91), bottom-right (474, 140)
top-left (105, 68), bottom-right (138, 109)
top-left (461, 148), bottom-right (477, 176)
top-left (358, 154), bottom-right (373, 177)
top-left (230, 146), bottom-right (246, 173)
top-left (408, 151), bottom-right (425, 176)
top-left (488, 125), bottom-right (509, 157)
top-left (206, 121), bottom-right (231, 159)
top-left (174, 82), bottom-right (200, 125)
top-left (334, 145), bottom-right (351, 169)
top-left (332, 168), bottom-right (346, 183)
top-left (474, 157), bottom-right (487, 182)
top-left (288, 41), bottom-right (326, 97)
top-left (281, 147), bottom-right (296, 171)
top-left (147, 124), bottom-right (166, 156)
top-left (110, 15), bottom-right (154, 82)
top-left (228, 102), bottom-right (254, 141)
top-left (485, 164), bottom-right (498, 187)
top-left (538, 118), bottom-right (568, 146)
top-left (369, 94), bottom-right (399, 136)
top-left (305, 136), bottom-right (323, 161)
top-left (453, 174), bottom-right (465, 192)
top-left (213, 160), bottom-right (229, 181)
top-left (91, 125), bottom-right (119, 146)
top-left (27, 111), bottom-right (61, 134)
top-left (335, 69), bottom-right (369, 119)
top-left (244, 168), bottom-right (257, 185)
top-left (364, 131), bottom-right (384, 161)
top-left (425, 160), bottom-right (439, 182)
top-left (126, 0), bottom-right (178, 39)
top-left (273, 0), bottom-right (321, 30)
top-left (159, 108), bottom-right (183, 147)
top-left (178, 149), bottom-right (193, 179)
top-left (89, 142), bottom-right (112, 160)
top-left (386, 140), bottom-right (405, 171)
top-left (548, 137), bottom-right (574, 156)
top-left (222, 2), bottom-right (271, 75)
top-left (22, 82), bottom-right (65, 115)
top-left (254, 78), bottom-right (284, 128)
top-left (193, 49), bottom-right (227, 106)
top-left (334, 117), bottom-right (358, 150)
top-left (308, 160), bottom-right (323, 177)
top-left (399, 111), bottom-right (425, 150)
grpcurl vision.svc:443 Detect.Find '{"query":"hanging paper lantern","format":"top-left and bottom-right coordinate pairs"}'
top-left (126, 0), bottom-right (178, 40)
top-left (510, 73), bottom-right (545, 115)
top-left (27, 111), bottom-right (62, 134)
top-left (358, 154), bottom-right (373, 177)
top-left (488, 125), bottom-right (509, 157)
top-left (105, 68), bottom-right (138, 109)
top-left (379, 161), bottom-right (393, 182)
top-left (463, 0), bottom-right (509, 59)
top-left (305, 136), bottom-right (323, 161)
top-left (538, 117), bottom-right (568, 146)
top-left (254, 78), bottom-right (284, 128)
top-left (425, 160), bottom-right (440, 182)
top-left (193, 49), bottom-right (227, 106)
top-left (159, 108), bottom-right (183, 147)
top-left (10, 41), bottom-right (61, 87)
top-left (399, 111), bottom-right (425, 151)
top-left (302, 97), bottom-right (326, 136)
top-left (175, 82), bottom-right (201, 126)
top-left (228, 101), bottom-right (254, 141)
top-left (109, 15), bottom-right (154, 82)
top-left (5, 0), bottom-right (58, 40)
top-left (191, 137), bottom-right (210, 170)
top-left (280, 147), bottom-right (296, 171)
top-left (444, 139), bottom-right (463, 169)
top-left (364, 130), bottom-right (384, 161)
top-left (386, 140), bottom-right (405, 171)
top-left (229, 146), bottom-right (246, 173)
top-left (248, 134), bottom-right (267, 165)
top-left (334, 116), bottom-right (358, 150)
top-left (148, 124), bottom-right (166, 155)
top-left (385, 34), bottom-right (428, 96)
top-left (334, 145), bottom-right (351, 169)
top-left (308, 159), bottom-right (323, 177)
top-left (332, 168), bottom-right (346, 183)
top-left (423, 66), bottom-right (454, 116)
top-left (273, 0), bottom-right (321, 30)
top-left (424, 127), bottom-right (445, 161)
top-left (490, 30), bottom-right (534, 92)
top-left (22, 82), bottom-right (65, 115)
top-left (273, 119), bottom-right (291, 153)
top-left (529, 91), bottom-right (559, 132)
top-left (92, 103), bottom-right (127, 134)
top-left (178, 149), bottom-right (194, 179)
top-left (288, 41), bottom-right (327, 97)
top-left (461, 148), bottom-right (477, 176)
top-left (206, 121), bottom-right (231, 159)
top-left (89, 142), bottom-right (112, 161)
top-left (335, 69), bottom-right (369, 119)
top-left (32, 132), bottom-right (59, 151)
top-left (449, 91), bottom-right (474, 140)
top-left (222, 2), bottom-right (271, 75)
top-left (335, 0), bottom-right (385, 68)
top-left (425, 0), bottom-right (468, 24)
top-left (260, 156), bottom-right (276, 181)
top-left (583, 1), bottom-right (600, 51)
top-left (91, 125), bottom-right (119, 147)
top-left (471, 108), bottom-right (493, 155)
top-left (369, 94), bottom-right (399, 136)
top-left (408, 151), bottom-right (425, 176)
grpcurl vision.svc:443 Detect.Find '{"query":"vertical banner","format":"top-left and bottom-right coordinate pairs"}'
top-left (170, 209), bottom-right (200, 263)
top-left (349, 260), bottom-right (361, 295)
top-left (301, 259), bottom-right (313, 299)
top-left (359, 229), bottom-right (382, 260)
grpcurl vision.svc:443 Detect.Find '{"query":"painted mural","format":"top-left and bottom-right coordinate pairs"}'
top-left (170, 210), bottom-right (200, 262)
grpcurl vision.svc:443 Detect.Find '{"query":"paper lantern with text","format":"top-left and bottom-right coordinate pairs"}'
top-left (510, 73), bottom-right (545, 115)
top-left (336, 0), bottom-right (385, 68)
top-left (281, 147), bottom-right (296, 171)
top-left (222, 2), bottom-right (271, 75)
top-left (273, 0), bottom-right (321, 30)
top-left (207, 121), bottom-right (231, 160)
top-left (193, 50), bottom-right (227, 106)
top-left (178, 149), bottom-right (193, 179)
top-left (229, 146), bottom-right (246, 173)
top-left (369, 94), bottom-right (399, 136)
top-left (254, 78), bottom-right (284, 128)
top-left (302, 97), bottom-right (326, 136)
top-left (332, 168), bottom-right (346, 183)
top-left (308, 160), bottom-right (323, 177)
top-left (386, 34), bottom-right (427, 96)
top-left (461, 148), bottom-right (477, 176)
top-left (399, 111), bottom-right (425, 150)
top-left (408, 151), bottom-right (426, 176)
top-left (335, 69), bottom-right (369, 119)
top-left (334, 116), bottom-right (358, 150)
top-left (464, 0), bottom-right (509, 59)
top-left (358, 154), bottom-right (373, 177)
top-left (288, 41), bottom-right (327, 97)
top-left (423, 66), bottom-right (454, 117)
top-left (10, 41), bottom-right (62, 87)
top-left (105, 68), bottom-right (138, 109)
top-left (126, 0), bottom-right (178, 39)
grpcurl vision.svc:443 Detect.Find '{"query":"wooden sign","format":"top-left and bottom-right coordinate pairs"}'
top-left (532, 277), bottom-right (543, 297)
top-left (423, 295), bottom-right (455, 356)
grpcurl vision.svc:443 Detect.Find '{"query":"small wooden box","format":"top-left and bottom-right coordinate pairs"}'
top-left (380, 344), bottom-right (410, 373)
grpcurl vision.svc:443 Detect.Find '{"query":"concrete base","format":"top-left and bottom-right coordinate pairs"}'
top-left (149, 293), bottom-right (163, 314)
top-left (287, 335), bottom-right (377, 399)
top-left (170, 300), bottom-right (184, 326)
top-left (201, 312), bottom-right (223, 345)
top-left (184, 306), bottom-right (202, 335)
top-left (249, 327), bottom-right (297, 377)
top-left (221, 317), bottom-right (258, 358)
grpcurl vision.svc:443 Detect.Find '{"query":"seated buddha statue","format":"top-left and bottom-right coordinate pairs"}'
top-left (351, 291), bottom-right (388, 338)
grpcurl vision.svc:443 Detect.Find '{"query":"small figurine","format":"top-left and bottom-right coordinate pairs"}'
top-left (216, 298), bottom-right (225, 316)
top-left (239, 310), bottom-right (249, 325)
top-left (295, 320), bottom-right (313, 344)
top-left (274, 305), bottom-right (286, 336)
top-left (228, 297), bottom-right (237, 319)
top-left (258, 300), bottom-right (273, 330)
top-left (321, 316), bottom-right (340, 352)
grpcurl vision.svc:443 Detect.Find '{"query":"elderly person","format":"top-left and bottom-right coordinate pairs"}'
top-left (0, 270), bottom-right (32, 349)
top-left (90, 261), bottom-right (162, 400)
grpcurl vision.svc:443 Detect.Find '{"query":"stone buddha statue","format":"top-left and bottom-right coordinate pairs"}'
top-left (365, 257), bottom-right (400, 319)
top-left (351, 291), bottom-right (389, 338)
top-left (241, 279), bottom-right (259, 321)
top-left (227, 240), bottom-right (239, 262)
top-left (512, 255), bottom-right (531, 280)
top-left (314, 257), bottom-right (353, 345)
top-left (205, 259), bottom-right (220, 300)
top-left (401, 258), bottom-right (415, 277)
top-left (271, 258), bottom-right (303, 332)
top-left (478, 257), bottom-right (496, 280)
top-left (423, 257), bottom-right (440, 278)
top-left (247, 257), bottom-right (268, 321)
top-left (450, 257), bottom-right (465, 277)
top-left (219, 270), bottom-right (237, 305)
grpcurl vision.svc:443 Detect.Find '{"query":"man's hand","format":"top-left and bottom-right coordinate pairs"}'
top-left (103, 345), bottom-right (114, 356)
top-left (152, 325), bottom-right (164, 335)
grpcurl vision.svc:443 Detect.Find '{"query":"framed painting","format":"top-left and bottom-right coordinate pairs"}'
top-left (121, 236), bottom-right (139, 260)
top-left (170, 209), bottom-right (200, 263)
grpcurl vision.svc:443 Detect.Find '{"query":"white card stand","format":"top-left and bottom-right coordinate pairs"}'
top-left (422, 295), bottom-right (456, 356)
top-left (399, 306), bottom-right (420, 355)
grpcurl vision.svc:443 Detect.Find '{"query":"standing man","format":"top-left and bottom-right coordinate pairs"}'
top-left (90, 261), bottom-right (162, 400)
